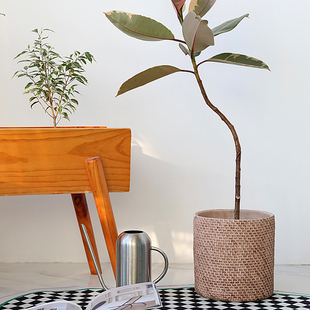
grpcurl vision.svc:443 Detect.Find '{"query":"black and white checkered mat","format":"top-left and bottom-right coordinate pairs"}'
top-left (1, 287), bottom-right (310, 310)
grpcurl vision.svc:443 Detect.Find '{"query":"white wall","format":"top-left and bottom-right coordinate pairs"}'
top-left (0, 0), bottom-right (309, 265)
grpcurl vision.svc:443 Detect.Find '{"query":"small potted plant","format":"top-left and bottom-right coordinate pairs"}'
top-left (3, 28), bottom-right (131, 275)
top-left (104, 0), bottom-right (274, 302)
top-left (13, 28), bottom-right (95, 128)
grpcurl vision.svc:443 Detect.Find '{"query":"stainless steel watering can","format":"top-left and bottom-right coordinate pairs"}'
top-left (116, 230), bottom-right (169, 287)
top-left (81, 225), bottom-right (169, 289)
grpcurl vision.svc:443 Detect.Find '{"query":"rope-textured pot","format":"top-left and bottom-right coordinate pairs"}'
top-left (193, 209), bottom-right (275, 302)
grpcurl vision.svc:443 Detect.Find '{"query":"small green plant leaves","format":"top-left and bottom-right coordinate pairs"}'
top-left (189, 0), bottom-right (217, 18)
top-left (63, 112), bottom-right (69, 120)
top-left (24, 82), bottom-right (33, 90)
top-left (104, 11), bottom-right (175, 41)
top-left (14, 28), bottom-right (94, 127)
top-left (206, 53), bottom-right (270, 70)
top-left (14, 50), bottom-right (27, 59)
top-left (182, 12), bottom-right (214, 53)
top-left (85, 51), bottom-right (95, 62)
top-left (32, 28), bottom-right (53, 34)
top-left (212, 14), bottom-right (249, 37)
top-left (117, 65), bottom-right (182, 96)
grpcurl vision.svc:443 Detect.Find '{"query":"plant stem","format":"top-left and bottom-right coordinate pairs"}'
top-left (39, 40), bottom-right (57, 128)
top-left (191, 57), bottom-right (241, 219)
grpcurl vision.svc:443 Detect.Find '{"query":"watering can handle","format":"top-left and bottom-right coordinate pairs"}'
top-left (151, 246), bottom-right (169, 284)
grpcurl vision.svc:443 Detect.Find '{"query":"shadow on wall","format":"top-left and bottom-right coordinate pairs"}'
top-left (111, 137), bottom-right (222, 264)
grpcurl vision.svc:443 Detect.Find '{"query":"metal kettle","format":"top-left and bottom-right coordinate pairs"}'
top-left (81, 225), bottom-right (169, 289)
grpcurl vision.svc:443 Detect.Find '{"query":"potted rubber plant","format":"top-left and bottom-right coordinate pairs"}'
top-left (104, 0), bottom-right (274, 302)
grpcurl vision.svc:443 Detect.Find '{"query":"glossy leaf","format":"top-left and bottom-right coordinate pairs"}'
top-left (117, 65), bottom-right (182, 96)
top-left (189, 0), bottom-right (216, 17)
top-left (104, 11), bottom-right (175, 41)
top-left (179, 43), bottom-right (190, 55)
top-left (171, 0), bottom-right (187, 11)
top-left (207, 53), bottom-right (270, 70)
top-left (212, 14), bottom-right (249, 37)
top-left (182, 12), bottom-right (214, 53)
top-left (171, 0), bottom-right (186, 23)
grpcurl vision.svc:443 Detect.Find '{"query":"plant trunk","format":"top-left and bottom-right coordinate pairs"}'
top-left (191, 58), bottom-right (241, 219)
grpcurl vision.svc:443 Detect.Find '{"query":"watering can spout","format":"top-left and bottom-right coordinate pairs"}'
top-left (81, 224), bottom-right (109, 290)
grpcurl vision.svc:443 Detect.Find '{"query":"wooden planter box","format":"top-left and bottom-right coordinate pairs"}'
top-left (0, 126), bottom-right (131, 275)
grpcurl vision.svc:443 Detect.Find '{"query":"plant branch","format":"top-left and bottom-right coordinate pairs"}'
top-left (172, 38), bottom-right (186, 44)
top-left (26, 75), bottom-right (54, 118)
top-left (39, 40), bottom-right (58, 127)
top-left (191, 56), bottom-right (241, 219)
top-left (58, 71), bottom-right (72, 111)
top-left (197, 59), bottom-right (211, 68)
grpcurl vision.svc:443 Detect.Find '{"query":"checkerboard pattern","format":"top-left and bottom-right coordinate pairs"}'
top-left (0, 289), bottom-right (102, 310)
top-left (1, 287), bottom-right (310, 310)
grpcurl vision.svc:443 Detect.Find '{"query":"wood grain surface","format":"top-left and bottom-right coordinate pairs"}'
top-left (0, 127), bottom-right (131, 196)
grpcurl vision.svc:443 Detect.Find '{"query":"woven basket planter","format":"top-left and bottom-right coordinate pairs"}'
top-left (193, 209), bottom-right (275, 302)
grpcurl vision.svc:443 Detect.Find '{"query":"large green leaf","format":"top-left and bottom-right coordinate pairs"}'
top-left (182, 12), bottom-right (214, 53)
top-left (188, 0), bottom-right (217, 18)
top-left (212, 14), bottom-right (249, 37)
top-left (104, 11), bottom-right (175, 41)
top-left (117, 65), bottom-right (182, 96)
top-left (206, 53), bottom-right (270, 70)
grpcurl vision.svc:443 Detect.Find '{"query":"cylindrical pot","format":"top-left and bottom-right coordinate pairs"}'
top-left (193, 209), bottom-right (275, 302)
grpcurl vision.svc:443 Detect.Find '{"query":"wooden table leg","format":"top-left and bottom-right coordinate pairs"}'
top-left (72, 193), bottom-right (102, 275)
top-left (85, 156), bottom-right (118, 278)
